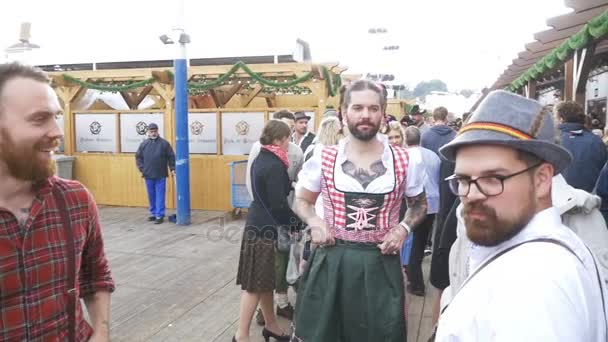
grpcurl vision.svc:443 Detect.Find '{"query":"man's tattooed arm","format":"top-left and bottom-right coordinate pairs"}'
top-left (403, 191), bottom-right (428, 230)
top-left (342, 160), bottom-right (387, 189)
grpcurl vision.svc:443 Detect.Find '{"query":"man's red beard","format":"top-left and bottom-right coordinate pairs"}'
top-left (0, 128), bottom-right (58, 182)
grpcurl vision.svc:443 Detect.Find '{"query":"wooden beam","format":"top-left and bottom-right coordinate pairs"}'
top-left (241, 84), bottom-right (263, 107)
top-left (192, 96), bottom-right (206, 108)
top-left (208, 89), bottom-right (221, 108)
top-left (152, 82), bottom-right (173, 101)
top-left (152, 95), bottom-right (166, 109)
top-left (526, 80), bottom-right (537, 99)
top-left (151, 70), bottom-right (174, 84)
top-left (120, 91), bottom-right (138, 109)
top-left (220, 84), bottom-right (243, 106)
top-left (564, 59), bottom-right (575, 101)
top-left (265, 97), bottom-right (275, 107)
top-left (133, 85), bottom-right (153, 108)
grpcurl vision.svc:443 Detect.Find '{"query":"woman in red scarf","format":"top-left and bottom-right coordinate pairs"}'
top-left (234, 120), bottom-right (300, 342)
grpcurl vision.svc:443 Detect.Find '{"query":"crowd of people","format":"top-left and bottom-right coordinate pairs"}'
top-left (2, 61), bottom-right (608, 341)
top-left (235, 79), bottom-right (608, 342)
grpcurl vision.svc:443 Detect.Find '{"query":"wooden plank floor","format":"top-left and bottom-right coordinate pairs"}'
top-left (99, 206), bottom-right (435, 342)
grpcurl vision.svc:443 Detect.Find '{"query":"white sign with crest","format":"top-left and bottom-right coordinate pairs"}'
top-left (221, 112), bottom-right (265, 155)
top-left (189, 113), bottom-right (218, 154)
top-left (75, 114), bottom-right (117, 152)
top-left (120, 113), bottom-right (164, 153)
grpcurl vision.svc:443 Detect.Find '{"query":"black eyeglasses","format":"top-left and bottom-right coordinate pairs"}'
top-left (445, 162), bottom-right (543, 197)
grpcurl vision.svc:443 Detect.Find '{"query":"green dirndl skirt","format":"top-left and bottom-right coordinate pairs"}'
top-left (292, 239), bottom-right (407, 342)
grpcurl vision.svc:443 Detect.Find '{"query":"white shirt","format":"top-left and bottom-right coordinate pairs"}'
top-left (293, 131), bottom-right (313, 149)
top-left (436, 207), bottom-right (608, 342)
top-left (406, 146), bottom-right (441, 214)
top-left (297, 134), bottom-right (425, 198)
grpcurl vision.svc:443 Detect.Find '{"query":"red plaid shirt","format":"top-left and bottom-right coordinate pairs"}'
top-left (0, 176), bottom-right (115, 341)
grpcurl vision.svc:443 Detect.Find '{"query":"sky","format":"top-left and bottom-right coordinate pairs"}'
top-left (0, 0), bottom-right (572, 91)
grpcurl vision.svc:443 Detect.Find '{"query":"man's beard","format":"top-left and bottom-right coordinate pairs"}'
top-left (463, 197), bottom-right (536, 247)
top-left (0, 128), bottom-right (58, 182)
top-left (346, 118), bottom-right (380, 141)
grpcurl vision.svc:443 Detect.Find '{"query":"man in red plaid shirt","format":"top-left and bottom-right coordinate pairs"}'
top-left (0, 63), bottom-right (115, 341)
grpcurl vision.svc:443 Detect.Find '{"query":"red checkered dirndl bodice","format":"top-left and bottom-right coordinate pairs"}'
top-left (320, 144), bottom-right (409, 243)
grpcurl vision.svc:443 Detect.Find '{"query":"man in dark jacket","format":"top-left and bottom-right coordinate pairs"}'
top-left (135, 123), bottom-right (176, 224)
top-left (293, 111), bottom-right (316, 153)
top-left (421, 106), bottom-right (457, 155)
top-left (556, 101), bottom-right (607, 192)
top-left (420, 107), bottom-right (459, 314)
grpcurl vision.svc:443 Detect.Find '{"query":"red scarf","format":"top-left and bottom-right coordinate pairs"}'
top-left (262, 144), bottom-right (289, 168)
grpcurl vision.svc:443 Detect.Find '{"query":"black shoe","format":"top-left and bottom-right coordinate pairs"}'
top-left (154, 217), bottom-right (164, 224)
top-left (255, 308), bottom-right (265, 326)
top-left (148, 216), bottom-right (156, 221)
top-left (424, 246), bottom-right (432, 256)
top-left (276, 303), bottom-right (294, 320)
top-left (407, 284), bottom-right (425, 297)
top-left (262, 327), bottom-right (290, 341)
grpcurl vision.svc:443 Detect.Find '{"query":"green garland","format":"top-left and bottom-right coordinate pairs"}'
top-left (508, 10), bottom-right (608, 91)
top-left (62, 74), bottom-right (154, 91)
top-left (62, 61), bottom-right (341, 96)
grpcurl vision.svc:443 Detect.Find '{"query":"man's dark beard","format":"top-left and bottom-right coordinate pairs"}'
top-left (463, 199), bottom-right (535, 247)
top-left (0, 128), bottom-right (58, 182)
top-left (347, 119), bottom-right (380, 141)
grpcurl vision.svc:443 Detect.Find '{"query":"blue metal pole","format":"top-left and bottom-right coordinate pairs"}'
top-left (173, 1), bottom-right (191, 225)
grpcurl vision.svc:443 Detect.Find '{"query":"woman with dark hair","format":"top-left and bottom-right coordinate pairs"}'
top-left (234, 120), bottom-right (299, 342)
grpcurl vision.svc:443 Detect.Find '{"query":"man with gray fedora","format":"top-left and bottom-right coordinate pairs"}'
top-left (434, 90), bottom-right (607, 341)
top-left (293, 111), bottom-right (316, 153)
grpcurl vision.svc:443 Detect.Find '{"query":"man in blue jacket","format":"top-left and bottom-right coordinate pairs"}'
top-left (556, 101), bottom-right (607, 192)
top-left (421, 106), bottom-right (457, 155)
top-left (135, 123), bottom-right (176, 224)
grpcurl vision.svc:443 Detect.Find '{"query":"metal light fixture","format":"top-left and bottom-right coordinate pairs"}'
top-left (159, 34), bottom-right (174, 44)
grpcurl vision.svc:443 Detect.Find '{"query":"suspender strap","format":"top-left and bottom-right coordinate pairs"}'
top-left (442, 238), bottom-right (582, 315)
top-left (52, 185), bottom-right (77, 342)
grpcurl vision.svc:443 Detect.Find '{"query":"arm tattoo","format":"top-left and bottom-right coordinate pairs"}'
top-left (404, 191), bottom-right (428, 230)
top-left (342, 160), bottom-right (387, 189)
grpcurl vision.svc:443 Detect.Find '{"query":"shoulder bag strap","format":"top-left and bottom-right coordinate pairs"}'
top-left (52, 185), bottom-right (77, 342)
top-left (441, 237), bottom-right (581, 315)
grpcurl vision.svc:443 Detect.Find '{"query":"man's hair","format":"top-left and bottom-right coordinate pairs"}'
top-left (0, 63), bottom-right (49, 111)
top-left (260, 120), bottom-right (291, 145)
top-left (433, 106), bottom-right (449, 121)
top-left (341, 80), bottom-right (387, 113)
top-left (516, 149), bottom-right (542, 167)
top-left (554, 101), bottom-right (585, 124)
top-left (404, 126), bottom-right (421, 146)
top-left (272, 110), bottom-right (295, 121)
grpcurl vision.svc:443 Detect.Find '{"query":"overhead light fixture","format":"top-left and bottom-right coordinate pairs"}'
top-left (159, 34), bottom-right (174, 44)
top-left (178, 33), bottom-right (190, 44)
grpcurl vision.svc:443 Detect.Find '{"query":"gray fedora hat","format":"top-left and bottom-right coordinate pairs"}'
top-left (294, 111), bottom-right (311, 121)
top-left (439, 90), bottom-right (572, 173)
